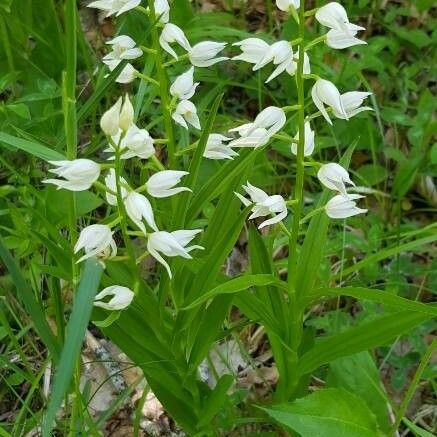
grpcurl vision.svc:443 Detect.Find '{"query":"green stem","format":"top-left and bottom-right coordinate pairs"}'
top-left (390, 339), bottom-right (436, 435)
top-left (135, 71), bottom-right (160, 87)
top-left (147, 0), bottom-right (176, 167)
top-left (305, 35), bottom-right (327, 51)
top-left (285, 0), bottom-right (306, 400)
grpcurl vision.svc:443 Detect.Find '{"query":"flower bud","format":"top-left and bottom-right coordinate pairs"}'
top-left (318, 163), bottom-right (355, 195)
top-left (146, 170), bottom-right (191, 198)
top-left (94, 285), bottom-right (134, 311)
top-left (325, 194), bottom-right (367, 219)
top-left (100, 97), bottom-right (122, 136)
top-left (119, 94), bottom-right (134, 131)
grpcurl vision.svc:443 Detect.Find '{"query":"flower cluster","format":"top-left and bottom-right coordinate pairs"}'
top-left (44, 1), bottom-right (372, 310)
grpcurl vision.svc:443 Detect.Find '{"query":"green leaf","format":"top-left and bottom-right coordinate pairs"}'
top-left (356, 164), bottom-right (388, 186)
top-left (42, 260), bottom-right (103, 437)
top-left (0, 236), bottom-right (60, 361)
top-left (298, 311), bottom-right (430, 376)
top-left (327, 353), bottom-right (390, 432)
top-left (182, 274), bottom-right (287, 310)
top-left (262, 388), bottom-right (381, 437)
top-left (0, 132), bottom-right (65, 162)
top-left (307, 287), bottom-right (437, 317)
top-left (402, 417), bottom-right (435, 437)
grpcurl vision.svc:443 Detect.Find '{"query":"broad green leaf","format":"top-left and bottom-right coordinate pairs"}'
top-left (327, 353), bottom-right (390, 432)
top-left (298, 311), bottom-right (430, 376)
top-left (262, 388), bottom-right (381, 437)
top-left (43, 260), bottom-right (103, 437)
top-left (0, 236), bottom-right (60, 361)
top-left (182, 274), bottom-right (287, 310)
top-left (307, 287), bottom-right (437, 317)
top-left (0, 132), bottom-right (65, 161)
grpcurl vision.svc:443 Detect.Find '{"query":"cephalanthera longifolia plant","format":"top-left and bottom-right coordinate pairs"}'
top-left (17, 0), bottom-right (433, 435)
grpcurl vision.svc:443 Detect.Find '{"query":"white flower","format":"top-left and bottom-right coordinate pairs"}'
top-left (87, 0), bottom-right (141, 17)
top-left (170, 67), bottom-right (199, 100)
top-left (311, 79), bottom-right (347, 125)
top-left (100, 94), bottom-right (134, 136)
top-left (172, 100), bottom-right (201, 130)
top-left (43, 159), bottom-right (100, 192)
top-left (315, 2), bottom-right (365, 34)
top-left (204, 134), bottom-right (238, 160)
top-left (74, 224), bottom-right (117, 263)
top-left (251, 106), bottom-right (286, 135)
top-left (291, 122), bottom-right (315, 157)
top-left (159, 23), bottom-right (191, 59)
top-left (326, 28), bottom-right (367, 49)
top-left (318, 163), bottom-right (355, 195)
top-left (146, 170), bottom-right (191, 198)
top-left (276, 0), bottom-right (300, 12)
top-left (334, 92), bottom-right (372, 119)
top-left (105, 168), bottom-right (129, 206)
top-left (228, 127), bottom-right (271, 149)
top-left (94, 285), bottom-right (134, 311)
top-left (188, 41), bottom-right (228, 67)
top-left (232, 38), bottom-right (270, 65)
top-left (104, 60), bottom-right (138, 84)
top-left (154, 0), bottom-right (170, 23)
top-left (120, 125), bottom-right (155, 159)
top-left (125, 191), bottom-right (158, 234)
top-left (103, 35), bottom-right (142, 64)
top-left (325, 193), bottom-right (367, 219)
top-left (236, 182), bottom-right (288, 229)
top-left (147, 230), bottom-right (203, 278)
top-left (254, 41), bottom-right (294, 83)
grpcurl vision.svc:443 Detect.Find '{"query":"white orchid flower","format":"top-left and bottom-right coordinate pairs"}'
top-left (94, 285), bottom-right (134, 311)
top-left (170, 67), bottom-right (199, 100)
top-left (87, 0), bottom-right (141, 17)
top-left (147, 230), bottom-right (204, 278)
top-left (236, 182), bottom-right (288, 229)
top-left (125, 191), bottom-right (158, 234)
top-left (311, 79), bottom-right (348, 125)
top-left (203, 134), bottom-right (238, 160)
top-left (154, 0), bottom-right (170, 23)
top-left (103, 35), bottom-right (142, 64)
top-left (146, 170), bottom-right (191, 198)
top-left (100, 94), bottom-right (134, 136)
top-left (159, 23), bottom-right (191, 59)
top-left (104, 168), bottom-right (129, 206)
top-left (326, 28), bottom-right (367, 49)
top-left (172, 100), bottom-right (201, 130)
top-left (276, 0), bottom-right (300, 12)
top-left (251, 106), bottom-right (287, 135)
top-left (318, 163), bottom-right (355, 195)
top-left (43, 159), bottom-right (100, 192)
top-left (228, 127), bottom-right (271, 149)
top-left (106, 125), bottom-right (154, 160)
top-left (74, 224), bottom-right (117, 263)
top-left (334, 92), bottom-right (373, 119)
top-left (315, 2), bottom-right (365, 34)
top-left (291, 122), bottom-right (315, 157)
top-left (232, 38), bottom-right (270, 65)
top-left (325, 193), bottom-right (367, 219)
top-left (253, 41), bottom-right (294, 83)
top-left (188, 41), bottom-right (228, 67)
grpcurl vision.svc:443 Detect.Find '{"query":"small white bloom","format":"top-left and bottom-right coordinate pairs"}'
top-left (291, 122), bottom-right (315, 157)
top-left (146, 170), bottom-right (191, 198)
top-left (172, 100), bottom-right (201, 130)
top-left (276, 0), bottom-right (300, 12)
top-left (325, 193), bottom-right (367, 219)
top-left (254, 41), bottom-right (294, 83)
top-left (326, 28), bottom-right (367, 49)
top-left (251, 106), bottom-right (287, 135)
top-left (170, 67), bottom-right (199, 100)
top-left (154, 0), bottom-right (170, 23)
top-left (311, 79), bottom-right (347, 125)
top-left (94, 285), bottom-right (134, 311)
top-left (147, 229), bottom-right (203, 278)
top-left (104, 60), bottom-right (138, 84)
top-left (204, 134), bottom-right (238, 160)
top-left (236, 182), bottom-right (288, 229)
top-left (74, 224), bottom-right (117, 263)
top-left (125, 191), bottom-right (158, 234)
top-left (232, 38), bottom-right (270, 65)
top-left (334, 91), bottom-right (373, 119)
top-left (107, 125), bottom-right (155, 160)
top-left (88, 0), bottom-right (141, 17)
top-left (318, 163), bottom-right (355, 195)
top-left (100, 94), bottom-right (134, 136)
top-left (103, 35), bottom-right (142, 64)
top-left (188, 41), bottom-right (228, 67)
top-left (228, 127), bottom-right (271, 149)
top-left (315, 2), bottom-right (365, 34)
top-left (104, 168), bottom-right (129, 206)
top-left (159, 23), bottom-right (191, 59)
top-left (43, 159), bottom-right (100, 192)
